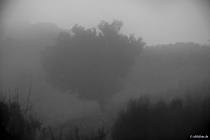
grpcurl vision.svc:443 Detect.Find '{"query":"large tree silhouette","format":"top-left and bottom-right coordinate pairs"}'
top-left (41, 20), bottom-right (145, 111)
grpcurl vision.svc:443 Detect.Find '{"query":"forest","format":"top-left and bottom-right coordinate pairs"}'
top-left (0, 20), bottom-right (210, 140)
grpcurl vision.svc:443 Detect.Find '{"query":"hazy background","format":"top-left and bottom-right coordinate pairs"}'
top-left (2, 0), bottom-right (210, 45)
top-left (0, 0), bottom-right (210, 126)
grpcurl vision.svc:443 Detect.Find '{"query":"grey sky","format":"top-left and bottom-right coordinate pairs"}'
top-left (2, 0), bottom-right (210, 45)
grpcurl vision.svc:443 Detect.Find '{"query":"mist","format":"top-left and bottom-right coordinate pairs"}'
top-left (0, 0), bottom-right (210, 139)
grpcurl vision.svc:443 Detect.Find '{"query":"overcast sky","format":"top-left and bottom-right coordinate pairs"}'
top-left (2, 0), bottom-right (210, 46)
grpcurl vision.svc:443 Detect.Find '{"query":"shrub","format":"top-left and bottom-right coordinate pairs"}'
top-left (111, 95), bottom-right (210, 140)
top-left (0, 91), bottom-right (42, 140)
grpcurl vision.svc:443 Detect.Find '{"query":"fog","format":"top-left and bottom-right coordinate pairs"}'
top-left (0, 0), bottom-right (210, 138)
top-left (2, 0), bottom-right (210, 46)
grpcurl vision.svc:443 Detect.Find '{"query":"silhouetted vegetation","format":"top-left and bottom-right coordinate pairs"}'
top-left (0, 90), bottom-right (110, 140)
top-left (42, 125), bottom-right (109, 140)
top-left (41, 20), bottom-right (145, 110)
top-left (0, 90), bottom-right (42, 140)
top-left (1, 84), bottom-right (210, 140)
top-left (111, 95), bottom-right (210, 140)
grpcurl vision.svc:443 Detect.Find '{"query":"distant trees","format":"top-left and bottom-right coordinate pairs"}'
top-left (144, 42), bottom-right (210, 68)
top-left (41, 20), bottom-right (145, 110)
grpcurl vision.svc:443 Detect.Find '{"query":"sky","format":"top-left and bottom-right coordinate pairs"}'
top-left (1, 0), bottom-right (210, 46)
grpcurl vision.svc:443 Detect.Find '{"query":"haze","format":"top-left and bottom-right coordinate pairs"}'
top-left (0, 0), bottom-right (210, 138)
top-left (2, 0), bottom-right (210, 45)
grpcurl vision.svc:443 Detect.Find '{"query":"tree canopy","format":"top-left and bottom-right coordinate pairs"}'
top-left (41, 20), bottom-right (145, 110)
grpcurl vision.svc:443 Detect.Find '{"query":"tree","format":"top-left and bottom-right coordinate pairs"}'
top-left (41, 20), bottom-right (145, 111)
